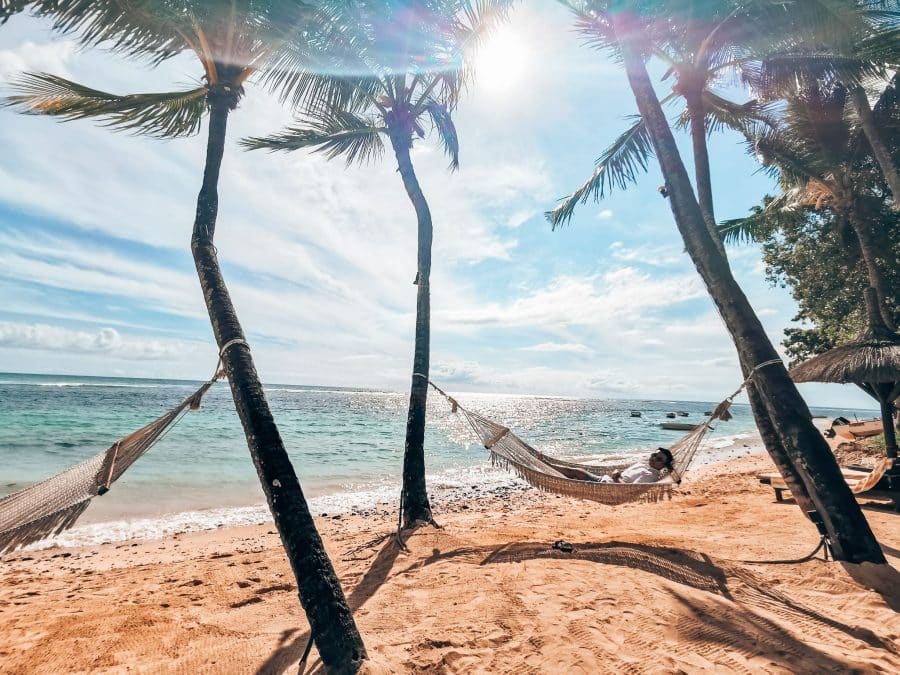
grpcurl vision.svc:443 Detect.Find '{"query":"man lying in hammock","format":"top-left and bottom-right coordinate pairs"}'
top-left (598, 448), bottom-right (674, 484)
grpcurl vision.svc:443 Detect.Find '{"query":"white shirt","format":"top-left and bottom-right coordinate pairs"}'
top-left (599, 463), bottom-right (661, 484)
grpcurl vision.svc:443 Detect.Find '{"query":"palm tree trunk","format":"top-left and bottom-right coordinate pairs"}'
top-left (684, 89), bottom-right (808, 505)
top-left (683, 87), bottom-right (726, 258)
top-left (848, 208), bottom-right (896, 331)
top-left (613, 14), bottom-right (885, 564)
top-left (744, 375), bottom-right (818, 514)
top-left (192, 91), bottom-right (366, 671)
top-left (876, 386), bottom-right (898, 459)
top-left (849, 85), bottom-right (900, 209)
top-left (389, 129), bottom-right (434, 527)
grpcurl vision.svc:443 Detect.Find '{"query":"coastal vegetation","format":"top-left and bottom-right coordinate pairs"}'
top-left (1, 0), bottom-right (898, 669)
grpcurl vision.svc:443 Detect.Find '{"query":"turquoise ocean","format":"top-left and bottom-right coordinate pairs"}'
top-left (0, 372), bottom-right (877, 548)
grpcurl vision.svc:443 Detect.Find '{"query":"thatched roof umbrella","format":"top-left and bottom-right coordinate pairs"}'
top-left (790, 289), bottom-right (900, 458)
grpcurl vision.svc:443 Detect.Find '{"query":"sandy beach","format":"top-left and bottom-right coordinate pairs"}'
top-left (2, 439), bottom-right (899, 674)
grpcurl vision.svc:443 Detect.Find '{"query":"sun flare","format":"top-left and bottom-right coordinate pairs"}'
top-left (473, 26), bottom-right (529, 96)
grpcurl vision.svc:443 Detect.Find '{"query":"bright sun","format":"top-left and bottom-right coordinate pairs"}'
top-left (473, 27), bottom-right (529, 96)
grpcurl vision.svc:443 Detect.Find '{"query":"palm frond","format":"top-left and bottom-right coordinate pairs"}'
top-left (4, 72), bottom-right (208, 138)
top-left (566, 3), bottom-right (624, 62)
top-left (425, 99), bottom-right (459, 170)
top-left (452, 0), bottom-right (515, 92)
top-left (750, 125), bottom-right (824, 188)
top-left (0, 0), bottom-right (27, 24)
top-left (546, 115), bottom-right (652, 229)
top-left (749, 53), bottom-right (885, 97)
top-left (719, 193), bottom-right (790, 246)
top-left (872, 72), bottom-right (900, 129)
top-left (701, 91), bottom-right (775, 135)
top-left (29, 0), bottom-right (192, 64)
top-left (259, 1), bottom-right (381, 111)
top-left (241, 109), bottom-right (386, 166)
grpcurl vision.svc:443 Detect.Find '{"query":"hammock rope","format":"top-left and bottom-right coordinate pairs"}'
top-left (0, 369), bottom-right (224, 554)
top-left (426, 369), bottom-right (766, 506)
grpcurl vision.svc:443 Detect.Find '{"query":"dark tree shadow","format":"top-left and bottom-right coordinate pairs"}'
top-left (477, 540), bottom-right (898, 656)
top-left (669, 588), bottom-right (872, 673)
top-left (728, 566), bottom-right (899, 655)
top-left (254, 533), bottom-right (406, 675)
top-left (480, 540), bottom-right (733, 598)
top-left (256, 534), bottom-right (900, 673)
top-left (876, 541), bottom-right (900, 558)
top-left (841, 562), bottom-right (900, 613)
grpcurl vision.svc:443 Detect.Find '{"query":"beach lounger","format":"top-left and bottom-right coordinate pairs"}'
top-left (757, 461), bottom-right (900, 511)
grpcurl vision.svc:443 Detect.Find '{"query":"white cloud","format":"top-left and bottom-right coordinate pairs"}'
top-left (0, 40), bottom-right (75, 82)
top-left (0, 322), bottom-right (203, 360)
top-left (506, 209), bottom-right (535, 229)
top-left (608, 241), bottom-right (682, 266)
top-left (430, 361), bottom-right (494, 387)
top-left (585, 370), bottom-right (640, 394)
top-left (597, 209), bottom-right (614, 220)
top-left (520, 342), bottom-right (593, 355)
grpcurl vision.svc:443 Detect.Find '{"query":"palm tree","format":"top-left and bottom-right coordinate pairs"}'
top-left (549, 0), bottom-right (819, 521)
top-left (243, 0), bottom-right (510, 529)
top-left (4, 1), bottom-right (367, 667)
top-left (547, 0), bottom-right (775, 248)
top-left (564, 0), bottom-right (885, 564)
top-left (727, 82), bottom-right (897, 331)
top-left (744, 0), bottom-right (900, 205)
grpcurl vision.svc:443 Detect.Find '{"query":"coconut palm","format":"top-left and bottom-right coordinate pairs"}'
top-left (743, 0), bottom-right (900, 205)
top-left (546, 0), bottom-right (821, 513)
top-left (550, 0), bottom-right (823, 531)
top-left (725, 82), bottom-right (897, 330)
top-left (243, 0), bottom-right (510, 529)
top-left (562, 0), bottom-right (885, 564)
top-left (547, 0), bottom-right (776, 247)
top-left (3, 1), bottom-right (367, 667)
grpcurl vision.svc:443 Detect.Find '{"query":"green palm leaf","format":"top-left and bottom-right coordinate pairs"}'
top-left (29, 0), bottom-right (192, 64)
top-left (424, 100), bottom-right (459, 170)
top-left (546, 115), bottom-right (652, 229)
top-left (719, 193), bottom-right (790, 246)
top-left (1, 0), bottom-right (27, 24)
top-left (673, 90), bottom-right (775, 136)
top-left (4, 72), bottom-right (208, 138)
top-left (241, 109), bottom-right (386, 166)
top-left (260, 2), bottom-right (382, 111)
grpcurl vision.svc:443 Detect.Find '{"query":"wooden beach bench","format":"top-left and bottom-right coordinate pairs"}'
top-left (757, 464), bottom-right (900, 511)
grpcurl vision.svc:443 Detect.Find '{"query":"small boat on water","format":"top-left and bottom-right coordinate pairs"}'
top-left (832, 418), bottom-right (883, 440)
top-left (676, 411), bottom-right (689, 417)
top-left (660, 421), bottom-right (699, 431)
top-left (665, 412), bottom-right (677, 419)
top-left (630, 411), bottom-right (642, 417)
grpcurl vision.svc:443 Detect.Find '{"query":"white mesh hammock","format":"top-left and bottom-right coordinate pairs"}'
top-left (427, 380), bottom-right (738, 506)
top-left (0, 374), bottom-right (221, 554)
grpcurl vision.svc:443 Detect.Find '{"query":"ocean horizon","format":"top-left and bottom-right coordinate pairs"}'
top-left (1, 371), bottom-right (878, 549)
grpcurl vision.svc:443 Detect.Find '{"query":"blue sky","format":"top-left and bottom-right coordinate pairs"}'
top-left (0, 1), bottom-right (876, 408)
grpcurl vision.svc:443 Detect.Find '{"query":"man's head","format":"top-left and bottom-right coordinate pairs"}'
top-left (649, 448), bottom-right (674, 471)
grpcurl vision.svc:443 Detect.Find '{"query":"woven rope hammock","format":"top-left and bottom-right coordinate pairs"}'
top-left (0, 372), bottom-right (222, 554)
top-left (427, 379), bottom-right (743, 506)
